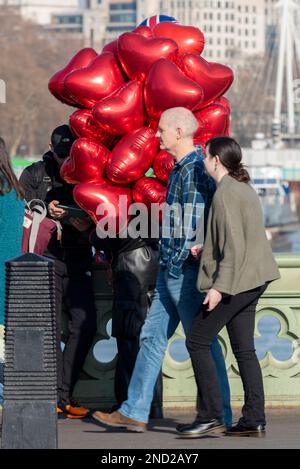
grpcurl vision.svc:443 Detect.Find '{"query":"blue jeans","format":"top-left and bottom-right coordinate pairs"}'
top-left (119, 265), bottom-right (232, 425)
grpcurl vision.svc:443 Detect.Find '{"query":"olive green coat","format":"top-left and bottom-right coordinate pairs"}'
top-left (197, 174), bottom-right (280, 295)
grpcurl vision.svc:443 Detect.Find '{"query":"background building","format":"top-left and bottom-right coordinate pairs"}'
top-left (0, 0), bottom-right (81, 25)
top-left (157, 1), bottom-right (266, 61)
top-left (136, 0), bottom-right (159, 24)
top-left (1, 0), bottom-right (279, 61)
top-left (83, 0), bottom-right (137, 50)
top-left (82, 0), bottom-right (267, 61)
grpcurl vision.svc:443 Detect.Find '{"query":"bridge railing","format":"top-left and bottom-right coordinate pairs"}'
top-left (1, 254), bottom-right (299, 410)
top-left (71, 253), bottom-right (300, 409)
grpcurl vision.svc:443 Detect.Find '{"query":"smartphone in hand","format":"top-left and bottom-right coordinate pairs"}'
top-left (57, 204), bottom-right (87, 219)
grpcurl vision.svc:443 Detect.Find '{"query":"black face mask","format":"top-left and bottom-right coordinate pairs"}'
top-left (52, 145), bottom-right (71, 159)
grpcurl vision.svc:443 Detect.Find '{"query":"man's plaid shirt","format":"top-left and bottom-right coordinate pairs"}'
top-left (160, 149), bottom-right (216, 278)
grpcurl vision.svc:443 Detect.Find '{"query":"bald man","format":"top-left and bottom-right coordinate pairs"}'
top-left (93, 108), bottom-right (232, 432)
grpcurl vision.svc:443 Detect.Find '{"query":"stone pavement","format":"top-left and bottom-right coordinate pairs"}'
top-left (58, 410), bottom-right (300, 450)
top-left (1, 408), bottom-right (299, 449)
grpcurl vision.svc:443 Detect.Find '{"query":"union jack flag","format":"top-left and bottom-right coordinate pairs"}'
top-left (139, 15), bottom-right (179, 30)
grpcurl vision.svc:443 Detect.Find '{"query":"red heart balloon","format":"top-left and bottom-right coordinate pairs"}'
top-left (60, 138), bottom-right (110, 184)
top-left (132, 25), bottom-right (153, 38)
top-left (102, 28), bottom-right (153, 56)
top-left (92, 80), bottom-right (145, 136)
top-left (48, 48), bottom-right (97, 106)
top-left (73, 180), bottom-right (132, 234)
top-left (178, 54), bottom-right (234, 108)
top-left (64, 52), bottom-right (125, 109)
top-left (118, 33), bottom-right (178, 81)
top-left (215, 97), bottom-right (231, 136)
top-left (133, 177), bottom-right (167, 207)
top-left (106, 127), bottom-right (159, 184)
top-left (194, 102), bottom-right (230, 146)
top-left (153, 150), bottom-right (174, 183)
top-left (146, 118), bottom-right (160, 132)
top-left (154, 22), bottom-right (205, 56)
top-left (145, 59), bottom-right (204, 120)
top-left (102, 39), bottom-right (118, 55)
top-left (133, 177), bottom-right (167, 224)
top-left (69, 109), bottom-right (116, 147)
top-left (217, 96), bottom-right (231, 113)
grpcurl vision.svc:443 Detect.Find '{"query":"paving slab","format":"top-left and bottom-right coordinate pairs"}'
top-left (58, 410), bottom-right (300, 450)
top-left (1, 408), bottom-right (299, 449)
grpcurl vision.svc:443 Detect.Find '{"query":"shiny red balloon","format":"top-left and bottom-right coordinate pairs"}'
top-left (48, 48), bottom-right (97, 106)
top-left (102, 26), bottom-right (153, 57)
top-left (60, 138), bottom-right (110, 184)
top-left (217, 96), bottom-right (231, 113)
top-left (64, 52), bottom-right (125, 109)
top-left (217, 97), bottom-right (231, 135)
top-left (132, 25), bottom-right (153, 38)
top-left (73, 180), bottom-right (132, 234)
top-left (106, 127), bottom-right (159, 184)
top-left (102, 39), bottom-right (118, 55)
top-left (118, 33), bottom-right (178, 81)
top-left (153, 22), bottom-right (205, 56)
top-left (69, 109), bottom-right (116, 146)
top-left (178, 54), bottom-right (234, 108)
top-left (145, 59), bottom-right (204, 121)
top-left (194, 102), bottom-right (230, 146)
top-left (133, 177), bottom-right (167, 207)
top-left (92, 80), bottom-right (145, 136)
top-left (133, 177), bottom-right (167, 225)
top-left (153, 150), bottom-right (174, 183)
top-left (146, 119), bottom-right (159, 132)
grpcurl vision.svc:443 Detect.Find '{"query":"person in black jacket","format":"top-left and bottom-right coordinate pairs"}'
top-left (20, 125), bottom-right (97, 419)
top-left (90, 233), bottom-right (163, 419)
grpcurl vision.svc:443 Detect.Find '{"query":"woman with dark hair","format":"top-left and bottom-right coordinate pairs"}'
top-left (0, 137), bottom-right (24, 404)
top-left (0, 137), bottom-right (25, 314)
top-left (177, 136), bottom-right (280, 438)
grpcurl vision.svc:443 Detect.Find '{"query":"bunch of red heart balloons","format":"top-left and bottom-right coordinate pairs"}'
top-left (48, 21), bottom-right (234, 233)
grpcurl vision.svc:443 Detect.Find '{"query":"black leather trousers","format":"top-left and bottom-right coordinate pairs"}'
top-left (111, 244), bottom-right (163, 417)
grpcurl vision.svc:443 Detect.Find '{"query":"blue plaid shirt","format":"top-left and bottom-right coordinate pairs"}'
top-left (160, 149), bottom-right (215, 278)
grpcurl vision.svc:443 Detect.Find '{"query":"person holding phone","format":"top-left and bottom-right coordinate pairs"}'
top-left (20, 125), bottom-right (97, 419)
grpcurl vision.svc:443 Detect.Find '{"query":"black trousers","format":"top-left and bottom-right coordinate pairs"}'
top-left (111, 244), bottom-right (163, 413)
top-left (54, 253), bottom-right (97, 404)
top-left (186, 284), bottom-right (267, 427)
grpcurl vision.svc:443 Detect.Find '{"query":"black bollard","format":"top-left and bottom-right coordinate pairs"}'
top-left (1, 253), bottom-right (57, 449)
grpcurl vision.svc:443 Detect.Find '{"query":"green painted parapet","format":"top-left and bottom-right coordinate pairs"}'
top-left (71, 253), bottom-right (300, 409)
top-left (1, 255), bottom-right (298, 409)
top-left (3, 253), bottom-right (298, 410)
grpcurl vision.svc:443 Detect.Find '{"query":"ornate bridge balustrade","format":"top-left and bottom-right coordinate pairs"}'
top-left (1, 254), bottom-right (299, 410)
top-left (70, 253), bottom-right (300, 409)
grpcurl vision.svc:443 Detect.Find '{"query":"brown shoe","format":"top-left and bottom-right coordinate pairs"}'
top-left (57, 400), bottom-right (90, 419)
top-left (65, 402), bottom-right (90, 419)
top-left (92, 410), bottom-right (146, 433)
